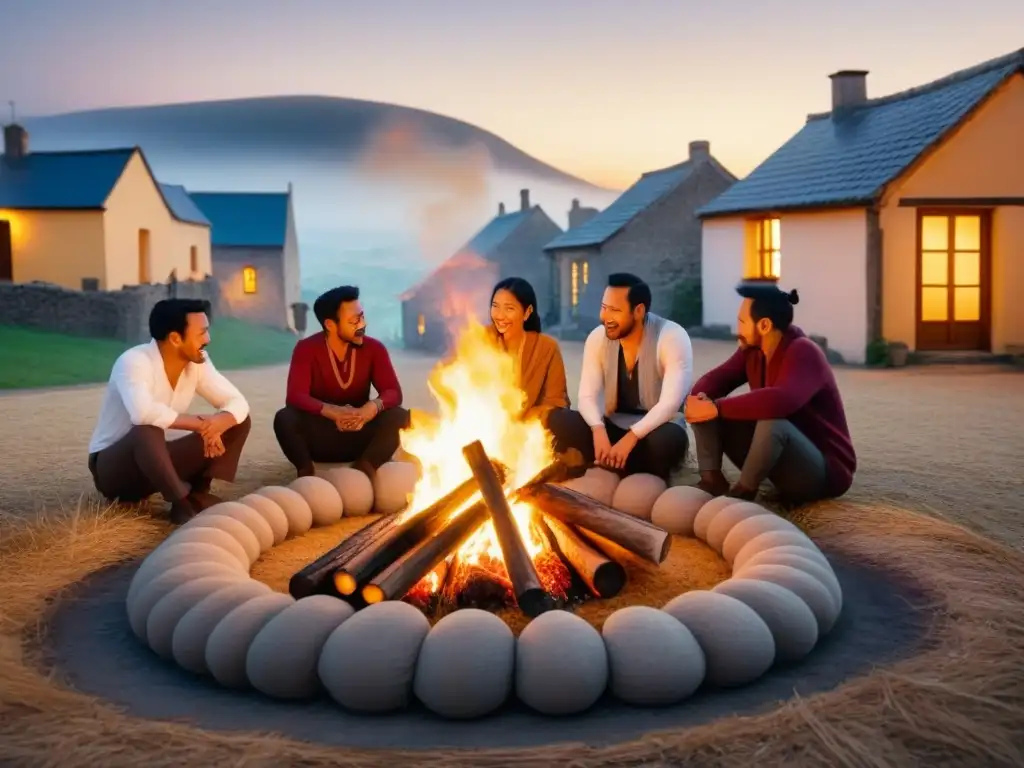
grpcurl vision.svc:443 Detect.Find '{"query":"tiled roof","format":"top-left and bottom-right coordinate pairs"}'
top-left (544, 161), bottom-right (694, 250)
top-left (158, 184), bottom-right (210, 226)
top-left (464, 208), bottom-right (532, 256)
top-left (0, 147), bottom-right (134, 209)
top-left (698, 49), bottom-right (1024, 217)
top-left (188, 191), bottom-right (290, 247)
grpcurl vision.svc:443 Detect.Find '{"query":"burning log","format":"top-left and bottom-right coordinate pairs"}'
top-left (542, 516), bottom-right (626, 598)
top-left (362, 501), bottom-right (489, 605)
top-left (463, 440), bottom-right (554, 618)
top-left (521, 483), bottom-right (672, 565)
top-left (361, 451), bottom-right (583, 606)
top-left (288, 513), bottom-right (396, 599)
top-left (333, 464), bottom-right (507, 596)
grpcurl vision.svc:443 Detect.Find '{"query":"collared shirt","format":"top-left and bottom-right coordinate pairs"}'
top-left (88, 340), bottom-right (250, 454)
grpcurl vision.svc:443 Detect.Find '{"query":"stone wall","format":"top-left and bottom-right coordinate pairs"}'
top-left (0, 277), bottom-right (220, 344)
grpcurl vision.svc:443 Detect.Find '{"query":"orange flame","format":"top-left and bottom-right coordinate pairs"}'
top-left (399, 319), bottom-right (554, 574)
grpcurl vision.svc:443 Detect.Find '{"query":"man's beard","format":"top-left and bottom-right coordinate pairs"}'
top-left (339, 329), bottom-right (366, 346)
top-left (604, 317), bottom-right (635, 340)
top-left (736, 333), bottom-right (759, 349)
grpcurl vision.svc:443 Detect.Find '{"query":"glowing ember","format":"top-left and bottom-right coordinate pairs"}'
top-left (397, 320), bottom-right (559, 599)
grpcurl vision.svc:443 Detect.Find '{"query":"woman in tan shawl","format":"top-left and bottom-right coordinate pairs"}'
top-left (487, 277), bottom-right (570, 423)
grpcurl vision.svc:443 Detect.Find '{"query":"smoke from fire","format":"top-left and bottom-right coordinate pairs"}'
top-left (354, 117), bottom-right (492, 266)
top-left (356, 117), bottom-right (498, 349)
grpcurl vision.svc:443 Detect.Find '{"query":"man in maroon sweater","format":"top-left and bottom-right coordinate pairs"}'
top-left (273, 285), bottom-right (410, 480)
top-left (684, 282), bottom-right (856, 504)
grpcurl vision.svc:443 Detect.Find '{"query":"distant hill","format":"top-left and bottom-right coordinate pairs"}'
top-left (21, 95), bottom-right (613, 193)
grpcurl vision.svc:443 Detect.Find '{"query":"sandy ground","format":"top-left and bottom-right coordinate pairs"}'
top-left (2, 338), bottom-right (1023, 549)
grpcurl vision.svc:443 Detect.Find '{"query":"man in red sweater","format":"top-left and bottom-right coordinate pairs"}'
top-left (273, 285), bottom-right (409, 481)
top-left (684, 282), bottom-right (856, 504)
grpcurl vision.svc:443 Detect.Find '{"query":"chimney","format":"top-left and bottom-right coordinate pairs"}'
top-left (498, 202), bottom-right (506, 215)
top-left (689, 140), bottom-right (710, 161)
top-left (520, 188), bottom-right (530, 211)
top-left (571, 198), bottom-right (580, 210)
top-left (829, 70), bottom-right (868, 111)
top-left (3, 123), bottom-right (28, 160)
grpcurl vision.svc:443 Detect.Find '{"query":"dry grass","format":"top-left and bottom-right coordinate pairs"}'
top-left (2, 339), bottom-right (1024, 766)
top-left (3, 497), bottom-right (1024, 767)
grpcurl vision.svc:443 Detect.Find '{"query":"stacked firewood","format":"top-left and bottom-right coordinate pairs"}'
top-left (289, 443), bottom-right (672, 618)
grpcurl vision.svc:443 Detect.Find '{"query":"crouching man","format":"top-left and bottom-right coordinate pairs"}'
top-left (546, 273), bottom-right (694, 480)
top-left (685, 281), bottom-right (856, 504)
top-left (274, 285), bottom-right (410, 482)
top-left (87, 299), bottom-right (252, 525)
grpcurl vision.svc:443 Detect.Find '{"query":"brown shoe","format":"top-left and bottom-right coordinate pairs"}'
top-left (169, 498), bottom-right (198, 525)
top-left (726, 483), bottom-right (758, 501)
top-left (695, 470), bottom-right (730, 497)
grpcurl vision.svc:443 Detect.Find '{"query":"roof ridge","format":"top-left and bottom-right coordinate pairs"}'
top-left (640, 159), bottom-right (692, 177)
top-left (4, 146), bottom-right (139, 157)
top-left (189, 190), bottom-right (289, 197)
top-left (807, 47), bottom-right (1023, 121)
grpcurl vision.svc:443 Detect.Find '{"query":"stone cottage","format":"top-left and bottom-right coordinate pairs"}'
top-left (698, 48), bottom-right (1024, 364)
top-left (399, 189), bottom-right (563, 352)
top-left (189, 187), bottom-right (303, 332)
top-left (0, 123), bottom-right (212, 290)
top-left (543, 141), bottom-right (736, 334)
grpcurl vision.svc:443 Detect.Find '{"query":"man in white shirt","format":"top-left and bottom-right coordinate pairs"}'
top-left (87, 299), bottom-right (252, 524)
top-left (546, 273), bottom-right (693, 480)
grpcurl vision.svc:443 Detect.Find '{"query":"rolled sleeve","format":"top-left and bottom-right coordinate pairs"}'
top-left (196, 358), bottom-right (250, 424)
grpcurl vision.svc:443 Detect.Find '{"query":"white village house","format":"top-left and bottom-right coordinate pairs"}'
top-left (698, 48), bottom-right (1024, 363)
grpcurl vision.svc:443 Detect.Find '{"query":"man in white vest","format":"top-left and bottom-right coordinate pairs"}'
top-left (547, 273), bottom-right (694, 480)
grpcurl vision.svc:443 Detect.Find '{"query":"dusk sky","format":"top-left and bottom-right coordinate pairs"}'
top-left (0, 0), bottom-right (1020, 189)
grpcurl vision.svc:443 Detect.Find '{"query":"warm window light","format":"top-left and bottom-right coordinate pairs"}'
top-left (582, 260), bottom-right (589, 285)
top-left (0, 211), bottom-right (26, 241)
top-left (417, 313), bottom-right (426, 336)
top-left (571, 261), bottom-right (580, 309)
top-left (242, 266), bottom-right (257, 294)
top-left (919, 213), bottom-right (983, 324)
top-left (749, 217), bottom-right (781, 280)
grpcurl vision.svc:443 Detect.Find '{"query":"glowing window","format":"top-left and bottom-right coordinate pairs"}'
top-left (242, 266), bottom-right (257, 294)
top-left (748, 217), bottom-right (781, 280)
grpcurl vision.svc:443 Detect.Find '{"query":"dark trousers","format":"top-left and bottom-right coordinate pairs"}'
top-left (88, 417), bottom-right (252, 504)
top-left (692, 418), bottom-right (827, 503)
top-left (545, 408), bottom-right (689, 480)
top-left (273, 405), bottom-right (411, 471)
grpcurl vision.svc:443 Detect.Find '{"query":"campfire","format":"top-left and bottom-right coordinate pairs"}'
top-left (289, 323), bottom-right (672, 618)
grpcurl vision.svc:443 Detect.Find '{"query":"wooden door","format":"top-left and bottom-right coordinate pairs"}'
top-left (0, 219), bottom-right (12, 281)
top-left (916, 211), bottom-right (991, 351)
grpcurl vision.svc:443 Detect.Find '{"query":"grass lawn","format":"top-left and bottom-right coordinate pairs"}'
top-left (0, 318), bottom-right (300, 390)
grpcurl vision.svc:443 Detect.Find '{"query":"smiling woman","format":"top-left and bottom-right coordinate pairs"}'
top-left (486, 277), bottom-right (569, 423)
